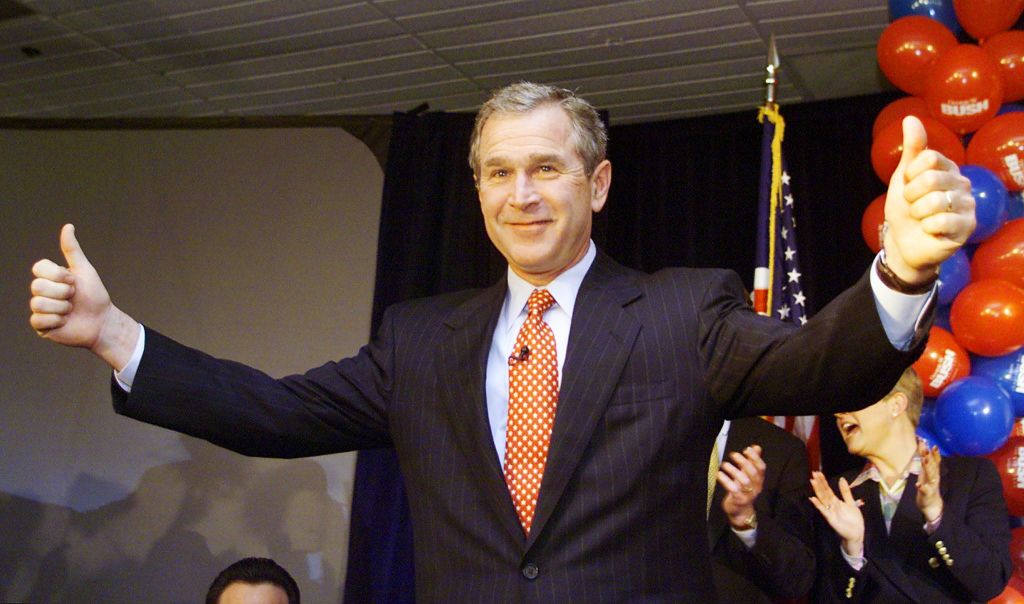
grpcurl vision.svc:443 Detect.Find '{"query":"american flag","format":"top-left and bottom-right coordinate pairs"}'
top-left (754, 103), bottom-right (820, 471)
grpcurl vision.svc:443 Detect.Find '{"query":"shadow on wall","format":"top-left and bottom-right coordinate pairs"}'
top-left (0, 436), bottom-right (347, 603)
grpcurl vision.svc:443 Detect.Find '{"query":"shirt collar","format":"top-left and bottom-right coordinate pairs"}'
top-left (503, 240), bottom-right (596, 331)
top-left (849, 456), bottom-right (922, 492)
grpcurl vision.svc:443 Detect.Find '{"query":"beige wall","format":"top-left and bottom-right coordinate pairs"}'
top-left (0, 127), bottom-right (383, 602)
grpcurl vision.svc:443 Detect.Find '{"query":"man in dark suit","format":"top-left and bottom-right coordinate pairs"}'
top-left (29, 82), bottom-right (976, 601)
top-left (709, 417), bottom-right (815, 602)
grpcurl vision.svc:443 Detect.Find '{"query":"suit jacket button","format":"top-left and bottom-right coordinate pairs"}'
top-left (929, 557), bottom-right (940, 568)
top-left (522, 562), bottom-right (539, 580)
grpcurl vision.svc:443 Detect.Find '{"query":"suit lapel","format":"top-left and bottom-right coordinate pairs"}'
top-left (526, 254), bottom-right (642, 548)
top-left (437, 278), bottom-right (525, 545)
top-left (852, 479), bottom-right (887, 554)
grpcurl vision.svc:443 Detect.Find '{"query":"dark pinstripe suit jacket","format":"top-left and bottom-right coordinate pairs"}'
top-left (113, 252), bottom-right (924, 603)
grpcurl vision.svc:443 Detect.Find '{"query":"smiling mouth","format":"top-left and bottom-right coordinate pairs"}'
top-left (506, 219), bottom-right (553, 229)
top-left (839, 420), bottom-right (860, 438)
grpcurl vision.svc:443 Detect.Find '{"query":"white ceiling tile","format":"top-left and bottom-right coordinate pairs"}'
top-left (12, 61), bottom-right (154, 93)
top-left (56, 1), bottom-right (367, 32)
top-left (25, 73), bottom-right (177, 106)
top-left (0, 47), bottom-right (127, 81)
top-left (387, 0), bottom-right (615, 32)
top-left (118, 21), bottom-right (403, 73)
top-left (424, 5), bottom-right (745, 55)
top-left (161, 35), bottom-right (422, 83)
top-left (745, 0), bottom-right (885, 20)
top-left (182, 51), bottom-right (445, 96)
top-left (458, 23), bottom-right (759, 79)
top-left (33, 87), bottom-right (196, 115)
top-left (215, 79), bottom-right (479, 113)
top-left (777, 25), bottom-right (884, 56)
top-left (789, 46), bottom-right (894, 101)
top-left (22, 0), bottom-right (126, 15)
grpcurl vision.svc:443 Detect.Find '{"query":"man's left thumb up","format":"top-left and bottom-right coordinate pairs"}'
top-left (895, 116), bottom-right (928, 184)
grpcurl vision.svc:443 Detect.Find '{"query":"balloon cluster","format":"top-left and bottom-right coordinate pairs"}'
top-left (874, 3), bottom-right (1024, 585)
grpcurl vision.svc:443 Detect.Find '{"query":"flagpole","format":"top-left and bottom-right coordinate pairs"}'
top-left (754, 36), bottom-right (781, 315)
top-left (765, 34), bottom-right (779, 106)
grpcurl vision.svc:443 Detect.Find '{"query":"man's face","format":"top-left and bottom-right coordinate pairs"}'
top-left (476, 104), bottom-right (610, 285)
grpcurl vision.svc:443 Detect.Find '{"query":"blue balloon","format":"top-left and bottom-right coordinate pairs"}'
top-left (937, 249), bottom-right (971, 305)
top-left (999, 103), bottom-right (1024, 116)
top-left (916, 425), bottom-right (951, 456)
top-left (934, 303), bottom-right (952, 330)
top-left (919, 397), bottom-right (939, 432)
top-left (888, 0), bottom-right (961, 35)
top-left (935, 376), bottom-right (1014, 456)
top-left (961, 165), bottom-right (1009, 244)
top-left (973, 350), bottom-right (1024, 416)
top-left (1008, 191), bottom-right (1024, 220)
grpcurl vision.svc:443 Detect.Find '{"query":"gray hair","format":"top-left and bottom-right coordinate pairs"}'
top-left (468, 81), bottom-right (608, 179)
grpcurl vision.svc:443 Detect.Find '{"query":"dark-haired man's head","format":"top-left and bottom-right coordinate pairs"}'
top-left (205, 557), bottom-right (300, 604)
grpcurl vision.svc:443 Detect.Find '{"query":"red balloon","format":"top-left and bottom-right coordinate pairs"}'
top-left (950, 279), bottom-right (1024, 356)
top-left (871, 116), bottom-right (965, 183)
top-left (967, 112), bottom-right (1024, 191)
top-left (972, 218), bottom-right (1024, 288)
top-left (991, 575), bottom-right (1024, 604)
top-left (912, 327), bottom-right (972, 397)
top-left (983, 30), bottom-right (1024, 102)
top-left (861, 194), bottom-right (886, 253)
top-left (1013, 528), bottom-right (1024, 580)
top-left (878, 16), bottom-right (958, 95)
top-left (988, 436), bottom-right (1024, 516)
top-left (954, 0), bottom-right (1024, 40)
top-left (925, 44), bottom-right (1004, 134)
top-left (873, 97), bottom-right (931, 139)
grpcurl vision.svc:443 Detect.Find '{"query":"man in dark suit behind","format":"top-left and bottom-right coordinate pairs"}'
top-left (709, 417), bottom-right (814, 602)
top-left (29, 82), bottom-right (976, 602)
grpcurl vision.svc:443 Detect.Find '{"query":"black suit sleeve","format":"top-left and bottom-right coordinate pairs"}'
top-left (111, 306), bottom-right (398, 457)
top-left (698, 268), bottom-right (928, 419)
top-left (920, 458), bottom-right (1012, 601)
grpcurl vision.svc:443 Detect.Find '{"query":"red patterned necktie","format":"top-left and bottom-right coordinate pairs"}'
top-left (505, 288), bottom-right (559, 535)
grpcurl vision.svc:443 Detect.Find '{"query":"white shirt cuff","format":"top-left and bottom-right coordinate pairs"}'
top-left (869, 254), bottom-right (934, 351)
top-left (841, 545), bottom-right (866, 571)
top-left (731, 526), bottom-right (758, 550)
top-left (113, 324), bottom-right (145, 392)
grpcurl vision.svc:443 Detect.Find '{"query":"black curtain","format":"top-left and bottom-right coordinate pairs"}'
top-left (344, 91), bottom-right (900, 602)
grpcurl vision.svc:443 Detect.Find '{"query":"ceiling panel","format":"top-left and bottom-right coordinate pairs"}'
top-left (183, 51), bottom-right (446, 97)
top-left (384, 0), bottom-right (616, 32)
top-left (162, 35), bottom-right (423, 83)
top-left (2, 0), bottom-right (904, 124)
